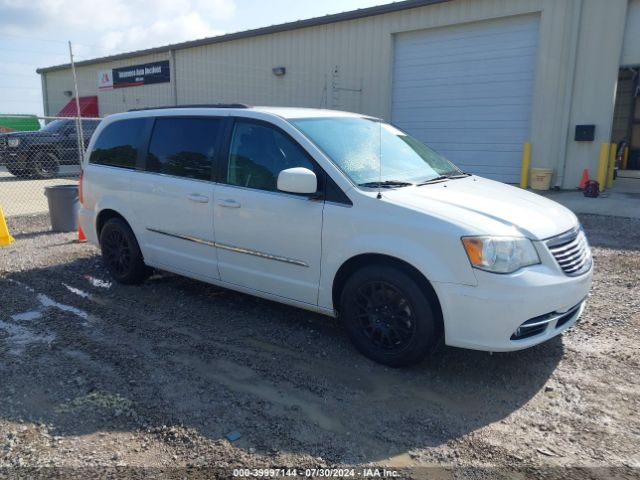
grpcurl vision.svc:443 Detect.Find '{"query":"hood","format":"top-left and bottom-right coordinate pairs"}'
top-left (2, 130), bottom-right (50, 138)
top-left (384, 176), bottom-right (578, 240)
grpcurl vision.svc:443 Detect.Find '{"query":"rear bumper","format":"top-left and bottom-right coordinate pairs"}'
top-left (79, 205), bottom-right (99, 247)
top-left (434, 264), bottom-right (593, 352)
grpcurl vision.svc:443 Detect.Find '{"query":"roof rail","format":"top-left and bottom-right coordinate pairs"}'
top-left (128, 104), bottom-right (250, 112)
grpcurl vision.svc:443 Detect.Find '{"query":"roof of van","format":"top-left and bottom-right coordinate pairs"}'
top-left (116, 105), bottom-right (370, 120)
top-left (252, 107), bottom-right (368, 119)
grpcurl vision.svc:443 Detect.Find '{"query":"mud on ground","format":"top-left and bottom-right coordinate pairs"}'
top-left (0, 214), bottom-right (638, 479)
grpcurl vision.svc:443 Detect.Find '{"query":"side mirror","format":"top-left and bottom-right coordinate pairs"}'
top-left (277, 167), bottom-right (317, 195)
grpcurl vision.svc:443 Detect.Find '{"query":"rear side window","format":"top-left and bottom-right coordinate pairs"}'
top-left (89, 118), bottom-right (147, 169)
top-left (146, 117), bottom-right (221, 181)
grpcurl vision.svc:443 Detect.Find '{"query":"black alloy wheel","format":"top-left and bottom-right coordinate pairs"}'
top-left (99, 217), bottom-right (150, 285)
top-left (102, 228), bottom-right (132, 278)
top-left (354, 280), bottom-right (417, 352)
top-left (31, 152), bottom-right (60, 179)
top-left (341, 265), bottom-right (438, 367)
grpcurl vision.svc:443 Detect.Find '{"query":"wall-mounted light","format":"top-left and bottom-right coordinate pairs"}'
top-left (272, 67), bottom-right (286, 77)
top-left (63, 90), bottom-right (73, 97)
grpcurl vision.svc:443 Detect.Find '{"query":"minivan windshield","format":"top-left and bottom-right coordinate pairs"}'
top-left (291, 117), bottom-right (462, 186)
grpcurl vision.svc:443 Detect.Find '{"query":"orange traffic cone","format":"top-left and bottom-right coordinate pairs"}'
top-left (0, 207), bottom-right (14, 247)
top-left (579, 169), bottom-right (589, 190)
top-left (78, 225), bottom-right (86, 242)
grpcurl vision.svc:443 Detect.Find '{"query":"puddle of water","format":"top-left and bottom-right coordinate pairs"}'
top-left (0, 320), bottom-right (55, 355)
top-left (8, 290), bottom-right (92, 326)
top-left (6, 280), bottom-right (91, 322)
top-left (1, 280), bottom-right (98, 355)
top-left (37, 293), bottom-right (89, 320)
top-left (85, 276), bottom-right (112, 289)
top-left (11, 310), bottom-right (43, 322)
top-left (5, 278), bottom-right (35, 293)
top-left (63, 283), bottom-right (92, 299)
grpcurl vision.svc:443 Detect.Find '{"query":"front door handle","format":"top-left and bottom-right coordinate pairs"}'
top-left (217, 198), bottom-right (241, 208)
top-left (187, 193), bottom-right (210, 203)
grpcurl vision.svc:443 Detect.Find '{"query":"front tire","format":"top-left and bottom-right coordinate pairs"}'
top-left (340, 266), bottom-right (438, 367)
top-left (5, 165), bottom-right (30, 178)
top-left (99, 218), bottom-right (150, 285)
top-left (30, 151), bottom-right (60, 179)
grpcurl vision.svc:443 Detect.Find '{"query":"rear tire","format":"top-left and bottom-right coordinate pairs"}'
top-left (99, 217), bottom-right (150, 285)
top-left (340, 265), bottom-right (438, 367)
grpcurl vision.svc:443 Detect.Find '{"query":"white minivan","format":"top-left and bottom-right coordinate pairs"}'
top-left (79, 105), bottom-right (593, 366)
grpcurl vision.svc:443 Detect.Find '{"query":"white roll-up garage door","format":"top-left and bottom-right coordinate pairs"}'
top-left (391, 14), bottom-right (540, 183)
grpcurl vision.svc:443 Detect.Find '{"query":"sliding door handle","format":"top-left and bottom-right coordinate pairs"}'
top-left (217, 198), bottom-right (241, 208)
top-left (187, 193), bottom-right (210, 203)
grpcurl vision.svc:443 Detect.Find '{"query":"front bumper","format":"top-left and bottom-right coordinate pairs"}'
top-left (1, 151), bottom-right (28, 169)
top-left (433, 262), bottom-right (593, 352)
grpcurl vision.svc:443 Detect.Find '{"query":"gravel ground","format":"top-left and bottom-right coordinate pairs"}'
top-left (0, 213), bottom-right (638, 479)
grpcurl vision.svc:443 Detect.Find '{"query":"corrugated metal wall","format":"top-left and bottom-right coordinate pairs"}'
top-left (175, 0), bottom-right (549, 119)
top-left (44, 52), bottom-right (174, 117)
top-left (41, 0), bottom-right (631, 187)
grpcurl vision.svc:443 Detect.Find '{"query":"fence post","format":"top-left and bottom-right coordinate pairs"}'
top-left (68, 41), bottom-right (85, 166)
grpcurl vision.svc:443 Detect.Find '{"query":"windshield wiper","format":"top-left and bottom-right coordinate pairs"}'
top-left (417, 175), bottom-right (449, 186)
top-left (358, 180), bottom-right (413, 188)
top-left (417, 172), bottom-right (471, 186)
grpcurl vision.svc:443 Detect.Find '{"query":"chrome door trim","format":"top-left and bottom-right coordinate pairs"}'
top-left (147, 228), bottom-right (216, 247)
top-left (214, 242), bottom-right (309, 267)
top-left (146, 228), bottom-right (309, 267)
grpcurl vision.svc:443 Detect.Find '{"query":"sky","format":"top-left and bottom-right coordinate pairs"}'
top-left (0, 0), bottom-right (393, 116)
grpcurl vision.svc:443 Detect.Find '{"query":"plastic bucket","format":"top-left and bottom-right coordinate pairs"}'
top-left (530, 168), bottom-right (553, 190)
top-left (44, 184), bottom-right (79, 232)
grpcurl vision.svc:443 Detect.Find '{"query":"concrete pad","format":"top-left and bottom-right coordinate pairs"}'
top-left (0, 166), bottom-right (80, 217)
top-left (535, 176), bottom-right (640, 219)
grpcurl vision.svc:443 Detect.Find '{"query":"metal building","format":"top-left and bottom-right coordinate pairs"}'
top-left (36, 0), bottom-right (640, 188)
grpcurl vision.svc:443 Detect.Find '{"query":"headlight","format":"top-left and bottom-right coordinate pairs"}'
top-left (7, 138), bottom-right (19, 147)
top-left (462, 236), bottom-right (540, 274)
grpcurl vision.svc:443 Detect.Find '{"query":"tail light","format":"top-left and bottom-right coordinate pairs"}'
top-left (79, 169), bottom-right (84, 204)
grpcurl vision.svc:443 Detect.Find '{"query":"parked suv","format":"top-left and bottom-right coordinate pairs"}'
top-left (79, 106), bottom-right (593, 366)
top-left (0, 119), bottom-right (98, 178)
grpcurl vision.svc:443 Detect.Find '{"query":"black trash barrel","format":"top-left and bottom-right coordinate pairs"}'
top-left (44, 185), bottom-right (79, 232)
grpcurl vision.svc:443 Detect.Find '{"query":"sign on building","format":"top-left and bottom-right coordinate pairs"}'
top-left (112, 61), bottom-right (171, 89)
top-left (98, 70), bottom-right (113, 90)
top-left (97, 61), bottom-right (170, 90)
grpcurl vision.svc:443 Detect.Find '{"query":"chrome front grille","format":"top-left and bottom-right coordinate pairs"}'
top-left (547, 228), bottom-right (592, 276)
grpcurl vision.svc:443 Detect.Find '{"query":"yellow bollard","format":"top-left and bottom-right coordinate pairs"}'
top-left (606, 143), bottom-right (616, 189)
top-left (597, 144), bottom-right (609, 190)
top-left (520, 142), bottom-right (531, 189)
top-left (622, 146), bottom-right (629, 170)
top-left (0, 207), bottom-right (14, 247)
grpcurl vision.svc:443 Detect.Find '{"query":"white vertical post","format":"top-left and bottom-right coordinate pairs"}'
top-left (68, 41), bottom-right (85, 164)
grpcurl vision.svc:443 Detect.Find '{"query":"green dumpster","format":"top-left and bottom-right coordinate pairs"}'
top-left (0, 115), bottom-right (40, 133)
